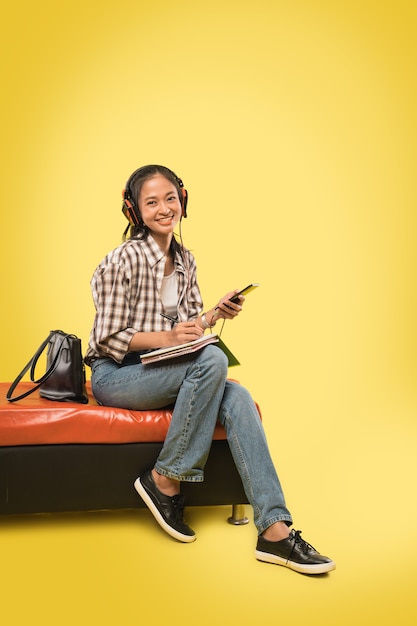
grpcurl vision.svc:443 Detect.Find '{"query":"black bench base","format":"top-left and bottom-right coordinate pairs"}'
top-left (0, 440), bottom-right (249, 522)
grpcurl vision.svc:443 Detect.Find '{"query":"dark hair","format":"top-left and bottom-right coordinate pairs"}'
top-left (125, 165), bottom-right (184, 242)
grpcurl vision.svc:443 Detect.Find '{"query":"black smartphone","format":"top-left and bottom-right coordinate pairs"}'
top-left (229, 283), bottom-right (260, 304)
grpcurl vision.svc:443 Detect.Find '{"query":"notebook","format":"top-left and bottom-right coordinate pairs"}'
top-left (140, 333), bottom-right (240, 366)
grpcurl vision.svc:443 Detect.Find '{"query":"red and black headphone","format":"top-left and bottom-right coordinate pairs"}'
top-left (122, 165), bottom-right (188, 227)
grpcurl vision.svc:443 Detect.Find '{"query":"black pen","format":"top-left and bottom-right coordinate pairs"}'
top-left (160, 313), bottom-right (178, 324)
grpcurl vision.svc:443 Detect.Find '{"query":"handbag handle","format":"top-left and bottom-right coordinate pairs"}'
top-left (6, 331), bottom-right (71, 402)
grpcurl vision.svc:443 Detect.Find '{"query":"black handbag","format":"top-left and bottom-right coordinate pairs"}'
top-left (7, 330), bottom-right (88, 404)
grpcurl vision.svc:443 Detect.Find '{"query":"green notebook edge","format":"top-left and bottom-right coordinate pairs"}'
top-left (216, 337), bottom-right (240, 367)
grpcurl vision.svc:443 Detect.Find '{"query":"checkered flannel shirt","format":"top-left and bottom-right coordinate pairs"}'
top-left (85, 235), bottom-right (203, 365)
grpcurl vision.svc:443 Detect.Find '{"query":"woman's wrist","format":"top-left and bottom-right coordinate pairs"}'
top-left (201, 312), bottom-right (216, 329)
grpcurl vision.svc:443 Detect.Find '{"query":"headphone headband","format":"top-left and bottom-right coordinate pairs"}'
top-left (122, 165), bottom-right (188, 227)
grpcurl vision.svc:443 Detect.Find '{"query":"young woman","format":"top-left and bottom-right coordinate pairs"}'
top-left (85, 165), bottom-right (335, 575)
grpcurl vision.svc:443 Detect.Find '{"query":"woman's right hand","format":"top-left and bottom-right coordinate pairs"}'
top-left (169, 321), bottom-right (204, 345)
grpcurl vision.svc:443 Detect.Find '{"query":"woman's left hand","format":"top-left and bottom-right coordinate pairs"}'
top-left (214, 290), bottom-right (245, 320)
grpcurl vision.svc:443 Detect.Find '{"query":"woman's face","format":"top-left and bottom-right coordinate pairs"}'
top-left (138, 174), bottom-right (182, 238)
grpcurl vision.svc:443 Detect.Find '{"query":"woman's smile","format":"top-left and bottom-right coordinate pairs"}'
top-left (156, 213), bottom-right (174, 223)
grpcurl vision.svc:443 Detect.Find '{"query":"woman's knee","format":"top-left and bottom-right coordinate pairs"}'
top-left (197, 344), bottom-right (228, 377)
top-left (222, 380), bottom-right (260, 420)
top-left (226, 380), bottom-right (251, 402)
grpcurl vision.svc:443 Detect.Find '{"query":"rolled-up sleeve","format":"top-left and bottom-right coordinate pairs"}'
top-left (88, 262), bottom-right (137, 363)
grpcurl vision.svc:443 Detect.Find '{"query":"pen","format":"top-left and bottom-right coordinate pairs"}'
top-left (160, 313), bottom-right (178, 323)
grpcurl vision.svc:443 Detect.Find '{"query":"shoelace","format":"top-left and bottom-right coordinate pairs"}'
top-left (288, 530), bottom-right (317, 558)
top-left (170, 494), bottom-right (186, 523)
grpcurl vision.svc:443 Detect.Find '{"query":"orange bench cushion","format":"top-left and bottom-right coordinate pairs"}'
top-left (0, 381), bottom-right (259, 447)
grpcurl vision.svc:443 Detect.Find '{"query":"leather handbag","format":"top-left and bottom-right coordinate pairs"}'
top-left (7, 330), bottom-right (88, 404)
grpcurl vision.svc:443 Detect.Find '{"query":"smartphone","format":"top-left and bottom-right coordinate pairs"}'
top-left (229, 283), bottom-right (260, 304)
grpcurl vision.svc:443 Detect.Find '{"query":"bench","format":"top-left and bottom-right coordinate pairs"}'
top-left (0, 381), bottom-right (254, 524)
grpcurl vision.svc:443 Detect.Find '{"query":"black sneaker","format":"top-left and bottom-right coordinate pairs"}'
top-left (134, 471), bottom-right (196, 543)
top-left (255, 529), bottom-right (335, 574)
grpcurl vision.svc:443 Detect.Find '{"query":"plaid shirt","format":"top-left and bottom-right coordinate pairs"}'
top-left (85, 235), bottom-right (203, 364)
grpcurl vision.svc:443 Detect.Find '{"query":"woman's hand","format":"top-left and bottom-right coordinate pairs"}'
top-left (196, 290), bottom-right (245, 331)
top-left (169, 321), bottom-right (204, 345)
top-left (212, 290), bottom-right (245, 322)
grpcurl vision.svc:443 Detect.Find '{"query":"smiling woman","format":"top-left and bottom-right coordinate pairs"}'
top-left (82, 162), bottom-right (336, 573)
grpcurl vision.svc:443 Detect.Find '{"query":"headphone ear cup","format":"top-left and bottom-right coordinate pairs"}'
top-left (122, 193), bottom-right (141, 226)
top-left (181, 188), bottom-right (188, 218)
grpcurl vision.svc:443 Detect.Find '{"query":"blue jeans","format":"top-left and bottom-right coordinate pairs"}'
top-left (90, 345), bottom-right (292, 534)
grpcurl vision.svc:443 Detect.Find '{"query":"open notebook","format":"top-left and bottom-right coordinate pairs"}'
top-left (140, 333), bottom-right (240, 366)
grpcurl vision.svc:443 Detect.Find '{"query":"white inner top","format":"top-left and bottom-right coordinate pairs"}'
top-left (160, 269), bottom-right (178, 319)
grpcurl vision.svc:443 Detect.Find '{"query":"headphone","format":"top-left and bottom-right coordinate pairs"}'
top-left (122, 165), bottom-right (188, 227)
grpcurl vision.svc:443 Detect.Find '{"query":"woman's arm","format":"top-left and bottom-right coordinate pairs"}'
top-left (128, 320), bottom-right (204, 351)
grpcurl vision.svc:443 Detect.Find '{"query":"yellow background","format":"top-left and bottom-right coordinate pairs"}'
top-left (1, 0), bottom-right (416, 624)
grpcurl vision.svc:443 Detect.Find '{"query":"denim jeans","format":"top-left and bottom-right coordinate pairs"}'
top-left (90, 345), bottom-right (292, 534)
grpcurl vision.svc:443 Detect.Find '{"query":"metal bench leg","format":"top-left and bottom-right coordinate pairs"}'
top-left (227, 504), bottom-right (249, 525)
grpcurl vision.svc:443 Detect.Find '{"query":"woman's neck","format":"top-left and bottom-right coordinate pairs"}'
top-left (151, 232), bottom-right (172, 256)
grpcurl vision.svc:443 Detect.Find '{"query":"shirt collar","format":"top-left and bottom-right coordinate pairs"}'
top-left (133, 235), bottom-right (186, 274)
top-left (135, 235), bottom-right (166, 268)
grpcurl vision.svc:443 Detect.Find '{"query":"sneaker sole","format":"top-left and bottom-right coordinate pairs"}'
top-left (134, 477), bottom-right (196, 543)
top-left (255, 549), bottom-right (336, 575)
